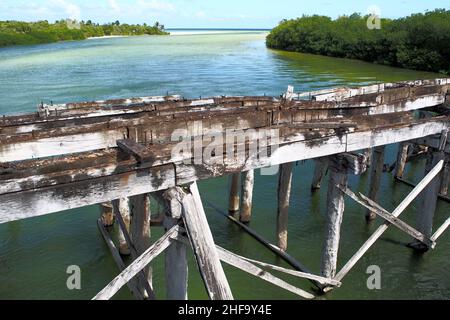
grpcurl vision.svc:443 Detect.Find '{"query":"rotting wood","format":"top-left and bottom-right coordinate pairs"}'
top-left (100, 202), bottom-right (115, 227)
top-left (93, 225), bottom-right (180, 300)
top-left (395, 142), bottom-right (410, 178)
top-left (366, 146), bottom-right (385, 221)
top-left (311, 157), bottom-right (328, 190)
top-left (228, 173), bottom-right (240, 213)
top-left (162, 188), bottom-right (188, 300)
top-left (112, 199), bottom-right (156, 299)
top-left (240, 170), bottom-right (254, 223)
top-left (181, 183), bottom-right (234, 300)
top-left (96, 218), bottom-right (145, 300)
top-left (277, 162), bottom-right (294, 252)
top-left (339, 186), bottom-right (434, 248)
top-left (129, 193), bottom-right (152, 295)
top-left (215, 245), bottom-right (314, 299)
top-left (334, 159), bottom-right (444, 283)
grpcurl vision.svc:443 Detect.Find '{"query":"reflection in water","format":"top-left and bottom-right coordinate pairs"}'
top-left (0, 31), bottom-right (448, 300)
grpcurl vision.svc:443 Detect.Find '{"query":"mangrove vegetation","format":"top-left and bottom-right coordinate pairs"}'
top-left (266, 9), bottom-right (450, 74)
top-left (0, 20), bottom-right (168, 47)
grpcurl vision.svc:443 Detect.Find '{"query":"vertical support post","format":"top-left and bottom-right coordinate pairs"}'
top-left (129, 193), bottom-right (152, 293)
top-left (321, 156), bottom-right (348, 280)
top-left (240, 170), bottom-right (255, 223)
top-left (311, 157), bottom-right (328, 191)
top-left (277, 162), bottom-right (294, 252)
top-left (363, 149), bottom-right (373, 168)
top-left (163, 189), bottom-right (188, 300)
top-left (114, 198), bottom-right (131, 256)
top-left (228, 173), bottom-right (240, 213)
top-left (439, 161), bottom-right (449, 196)
top-left (411, 130), bottom-right (447, 251)
top-left (100, 202), bottom-right (114, 227)
top-left (366, 146), bottom-right (385, 221)
top-left (183, 183), bottom-right (234, 300)
top-left (395, 142), bottom-right (409, 179)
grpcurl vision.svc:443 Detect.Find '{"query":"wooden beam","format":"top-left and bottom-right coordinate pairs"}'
top-left (334, 159), bottom-right (444, 282)
top-left (93, 225), bottom-right (180, 300)
top-left (215, 245), bottom-right (314, 299)
top-left (366, 146), bottom-right (385, 221)
top-left (112, 200), bottom-right (156, 299)
top-left (228, 173), bottom-right (240, 213)
top-left (311, 157), bottom-right (328, 190)
top-left (96, 218), bottom-right (145, 300)
top-left (240, 170), bottom-right (254, 223)
top-left (395, 142), bottom-right (410, 178)
top-left (431, 216), bottom-right (450, 244)
top-left (112, 198), bottom-right (131, 256)
top-left (181, 183), bottom-right (234, 300)
top-left (129, 194), bottom-right (152, 295)
top-left (339, 186), bottom-right (434, 248)
top-left (162, 188), bottom-right (188, 300)
top-left (277, 162), bottom-right (294, 252)
top-left (117, 139), bottom-right (154, 163)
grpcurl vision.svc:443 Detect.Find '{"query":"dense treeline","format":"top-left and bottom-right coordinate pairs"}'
top-left (266, 9), bottom-right (450, 74)
top-left (0, 20), bottom-right (168, 47)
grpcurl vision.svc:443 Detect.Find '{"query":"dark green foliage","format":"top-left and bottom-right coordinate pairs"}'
top-left (266, 9), bottom-right (450, 74)
top-left (0, 20), bottom-right (168, 47)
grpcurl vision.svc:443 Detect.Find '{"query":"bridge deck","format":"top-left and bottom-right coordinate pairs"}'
top-left (0, 79), bottom-right (449, 223)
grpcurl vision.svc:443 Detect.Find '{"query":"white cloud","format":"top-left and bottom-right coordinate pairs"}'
top-left (108, 0), bottom-right (121, 13)
top-left (48, 0), bottom-right (81, 20)
top-left (136, 0), bottom-right (175, 12)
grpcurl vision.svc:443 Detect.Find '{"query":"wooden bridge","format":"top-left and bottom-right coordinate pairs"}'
top-left (0, 78), bottom-right (449, 300)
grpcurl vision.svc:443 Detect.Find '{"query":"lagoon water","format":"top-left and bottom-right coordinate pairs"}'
top-left (0, 30), bottom-right (448, 299)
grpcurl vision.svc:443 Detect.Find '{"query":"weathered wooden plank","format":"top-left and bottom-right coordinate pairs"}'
top-left (117, 139), bottom-right (154, 163)
top-left (93, 225), bottom-right (180, 300)
top-left (240, 170), bottom-right (254, 223)
top-left (431, 216), bottom-right (450, 244)
top-left (215, 245), bottom-right (314, 299)
top-left (339, 186), bottom-right (434, 247)
top-left (366, 146), bottom-right (385, 221)
top-left (277, 162), bottom-right (293, 252)
top-left (162, 188), bottom-right (188, 300)
top-left (182, 183), bottom-right (234, 300)
top-left (96, 218), bottom-right (145, 300)
top-left (334, 159), bottom-right (445, 282)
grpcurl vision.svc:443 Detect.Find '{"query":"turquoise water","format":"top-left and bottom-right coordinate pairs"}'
top-left (0, 31), bottom-right (448, 300)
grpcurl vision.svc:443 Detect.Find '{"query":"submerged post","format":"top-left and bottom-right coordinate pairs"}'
top-left (113, 198), bottom-right (131, 256)
top-left (129, 193), bottom-right (152, 293)
top-left (240, 170), bottom-right (255, 223)
top-left (321, 153), bottom-right (367, 284)
top-left (100, 202), bottom-right (115, 227)
top-left (395, 142), bottom-right (410, 179)
top-left (439, 161), bottom-right (449, 196)
top-left (277, 162), bottom-right (294, 252)
top-left (410, 130), bottom-right (447, 251)
top-left (366, 146), bottom-right (385, 221)
top-left (228, 173), bottom-right (240, 213)
top-left (163, 189), bottom-right (188, 300)
top-left (311, 157), bottom-right (329, 191)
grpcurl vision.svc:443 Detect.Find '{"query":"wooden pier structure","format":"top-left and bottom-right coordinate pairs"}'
top-left (0, 78), bottom-right (449, 299)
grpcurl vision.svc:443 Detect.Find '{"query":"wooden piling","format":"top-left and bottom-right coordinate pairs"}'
top-left (311, 157), bottom-right (328, 191)
top-left (366, 146), bottom-right (385, 221)
top-left (129, 193), bottom-right (152, 294)
top-left (277, 162), bottom-right (294, 252)
top-left (113, 198), bottom-right (131, 256)
top-left (182, 183), bottom-right (234, 300)
top-left (395, 142), bottom-right (409, 178)
top-left (228, 173), bottom-right (240, 213)
top-left (439, 161), bottom-right (449, 196)
top-left (240, 170), bottom-right (254, 223)
top-left (321, 157), bottom-right (347, 280)
top-left (100, 202), bottom-right (114, 227)
top-left (163, 188), bottom-right (188, 300)
top-left (411, 151), bottom-right (445, 250)
top-left (364, 148), bottom-right (373, 168)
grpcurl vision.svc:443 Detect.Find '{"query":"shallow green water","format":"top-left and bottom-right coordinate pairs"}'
top-left (0, 31), bottom-right (448, 300)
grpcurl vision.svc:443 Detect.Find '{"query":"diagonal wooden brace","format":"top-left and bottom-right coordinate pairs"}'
top-left (338, 185), bottom-right (435, 248)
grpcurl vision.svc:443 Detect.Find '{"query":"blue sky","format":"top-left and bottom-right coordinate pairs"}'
top-left (0, 0), bottom-right (449, 28)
